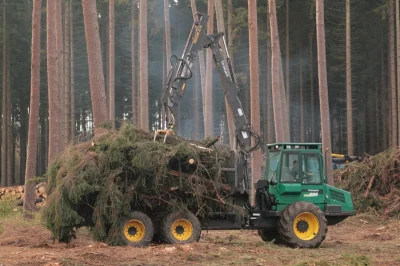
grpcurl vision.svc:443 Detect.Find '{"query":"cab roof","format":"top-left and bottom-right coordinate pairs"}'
top-left (266, 143), bottom-right (322, 151)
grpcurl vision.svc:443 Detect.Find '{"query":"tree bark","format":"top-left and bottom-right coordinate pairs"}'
top-left (310, 31), bottom-right (315, 142)
top-left (24, 0), bottom-right (41, 219)
top-left (390, 0), bottom-right (397, 147)
top-left (70, 0), bottom-right (75, 138)
top-left (299, 47), bottom-right (304, 142)
top-left (285, 0), bottom-right (290, 139)
top-left (396, 0), bottom-right (400, 146)
top-left (248, 0), bottom-right (261, 201)
top-left (109, 0), bottom-right (115, 130)
top-left (131, 1), bottom-right (137, 125)
top-left (47, 0), bottom-right (60, 166)
top-left (268, 0), bottom-right (287, 142)
top-left (1, 0), bottom-right (7, 187)
top-left (190, 0), bottom-right (206, 138)
top-left (164, 0), bottom-right (171, 130)
top-left (215, 0), bottom-right (235, 147)
top-left (266, 9), bottom-right (274, 144)
top-left (82, 0), bottom-right (108, 132)
top-left (6, 46), bottom-right (11, 185)
top-left (204, 0), bottom-right (214, 137)
top-left (139, 0), bottom-right (148, 130)
top-left (316, 0), bottom-right (333, 185)
top-left (346, 0), bottom-right (353, 155)
top-left (56, 0), bottom-right (65, 150)
top-left (64, 0), bottom-right (70, 144)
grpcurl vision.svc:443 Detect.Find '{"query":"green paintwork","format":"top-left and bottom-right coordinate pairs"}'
top-left (263, 143), bottom-right (355, 215)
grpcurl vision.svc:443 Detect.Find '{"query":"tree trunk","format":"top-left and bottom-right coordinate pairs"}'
top-left (310, 31), bottom-right (315, 142)
top-left (266, 9), bottom-right (274, 144)
top-left (109, 0), bottom-right (115, 130)
top-left (24, 0), bottom-right (41, 219)
top-left (131, 1), bottom-right (137, 126)
top-left (190, 0), bottom-right (206, 138)
top-left (82, 0), bottom-right (108, 131)
top-left (396, 0), bottom-right (400, 146)
top-left (1, 0), bottom-right (7, 187)
top-left (316, 0), bottom-right (333, 185)
top-left (64, 0), bottom-right (70, 144)
top-left (285, 0), bottom-right (290, 139)
top-left (204, 0), bottom-right (214, 137)
top-left (248, 0), bottom-right (261, 201)
top-left (164, 0), bottom-right (171, 130)
top-left (47, 0), bottom-right (60, 166)
top-left (139, 0), bottom-right (148, 130)
top-left (70, 0), bottom-right (75, 138)
top-left (214, 0), bottom-right (235, 147)
top-left (56, 0), bottom-right (65, 150)
top-left (19, 105), bottom-right (28, 185)
top-left (6, 47), bottom-right (11, 185)
top-left (390, 0), bottom-right (397, 147)
top-left (299, 47), bottom-right (304, 142)
top-left (346, 0), bottom-right (353, 155)
top-left (268, 0), bottom-right (287, 142)
top-left (381, 37), bottom-right (387, 149)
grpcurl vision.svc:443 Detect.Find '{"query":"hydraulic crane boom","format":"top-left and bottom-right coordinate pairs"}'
top-left (162, 12), bottom-right (260, 154)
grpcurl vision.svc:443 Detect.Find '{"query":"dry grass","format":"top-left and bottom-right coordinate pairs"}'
top-left (0, 212), bottom-right (399, 266)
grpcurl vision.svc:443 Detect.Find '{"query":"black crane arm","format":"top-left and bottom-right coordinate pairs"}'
top-left (162, 12), bottom-right (260, 154)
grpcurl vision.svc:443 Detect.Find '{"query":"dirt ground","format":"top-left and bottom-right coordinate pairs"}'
top-left (0, 213), bottom-right (399, 266)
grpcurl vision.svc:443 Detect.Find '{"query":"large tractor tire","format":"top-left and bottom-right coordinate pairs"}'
top-left (120, 211), bottom-right (154, 247)
top-left (161, 211), bottom-right (201, 244)
top-left (278, 202), bottom-right (327, 248)
top-left (257, 229), bottom-right (283, 244)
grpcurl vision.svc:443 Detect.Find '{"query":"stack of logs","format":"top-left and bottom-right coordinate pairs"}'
top-left (0, 182), bottom-right (47, 206)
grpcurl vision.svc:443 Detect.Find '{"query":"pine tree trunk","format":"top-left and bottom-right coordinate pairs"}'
top-left (82, 0), bottom-right (108, 131)
top-left (310, 31), bottom-right (315, 142)
top-left (204, 0), bottom-right (214, 137)
top-left (139, 0), bottom-right (148, 130)
top-left (285, 0), bottom-right (290, 139)
top-left (190, 0), bottom-right (206, 138)
top-left (19, 105), bottom-right (28, 185)
top-left (56, 0), bottom-right (65, 150)
top-left (390, 0), bottom-right (397, 147)
top-left (70, 0), bottom-right (75, 138)
top-left (248, 0), bottom-right (261, 200)
top-left (214, 0), bottom-right (235, 147)
top-left (396, 0), bottom-right (400, 146)
top-left (346, 0), bottom-right (353, 155)
top-left (164, 0), bottom-right (171, 130)
top-left (268, 0), bottom-right (286, 142)
top-left (381, 40), bottom-right (387, 149)
top-left (316, 0), bottom-right (333, 185)
top-left (131, 1), bottom-right (136, 125)
top-left (1, 0), bottom-right (7, 187)
top-left (109, 0), bottom-right (115, 130)
top-left (6, 47), bottom-right (11, 185)
top-left (64, 0), bottom-right (70, 144)
top-left (299, 47), bottom-right (304, 142)
top-left (47, 0), bottom-right (61, 166)
top-left (266, 10), bottom-right (274, 144)
top-left (24, 0), bottom-right (41, 218)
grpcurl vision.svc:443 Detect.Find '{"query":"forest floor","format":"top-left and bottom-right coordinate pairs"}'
top-left (0, 211), bottom-right (399, 266)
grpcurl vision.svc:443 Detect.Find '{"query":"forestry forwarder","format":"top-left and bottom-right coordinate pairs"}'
top-left (122, 12), bottom-right (355, 248)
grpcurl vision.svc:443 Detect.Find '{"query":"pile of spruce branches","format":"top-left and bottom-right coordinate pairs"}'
top-left (43, 123), bottom-right (238, 244)
top-left (334, 148), bottom-right (400, 217)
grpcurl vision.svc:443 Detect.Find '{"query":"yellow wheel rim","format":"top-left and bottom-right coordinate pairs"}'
top-left (293, 212), bottom-right (320, 241)
top-left (171, 219), bottom-right (193, 241)
top-left (123, 219), bottom-right (146, 242)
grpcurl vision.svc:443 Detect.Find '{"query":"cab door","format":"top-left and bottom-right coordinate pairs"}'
top-left (276, 151), bottom-right (326, 209)
top-left (299, 152), bottom-right (326, 208)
